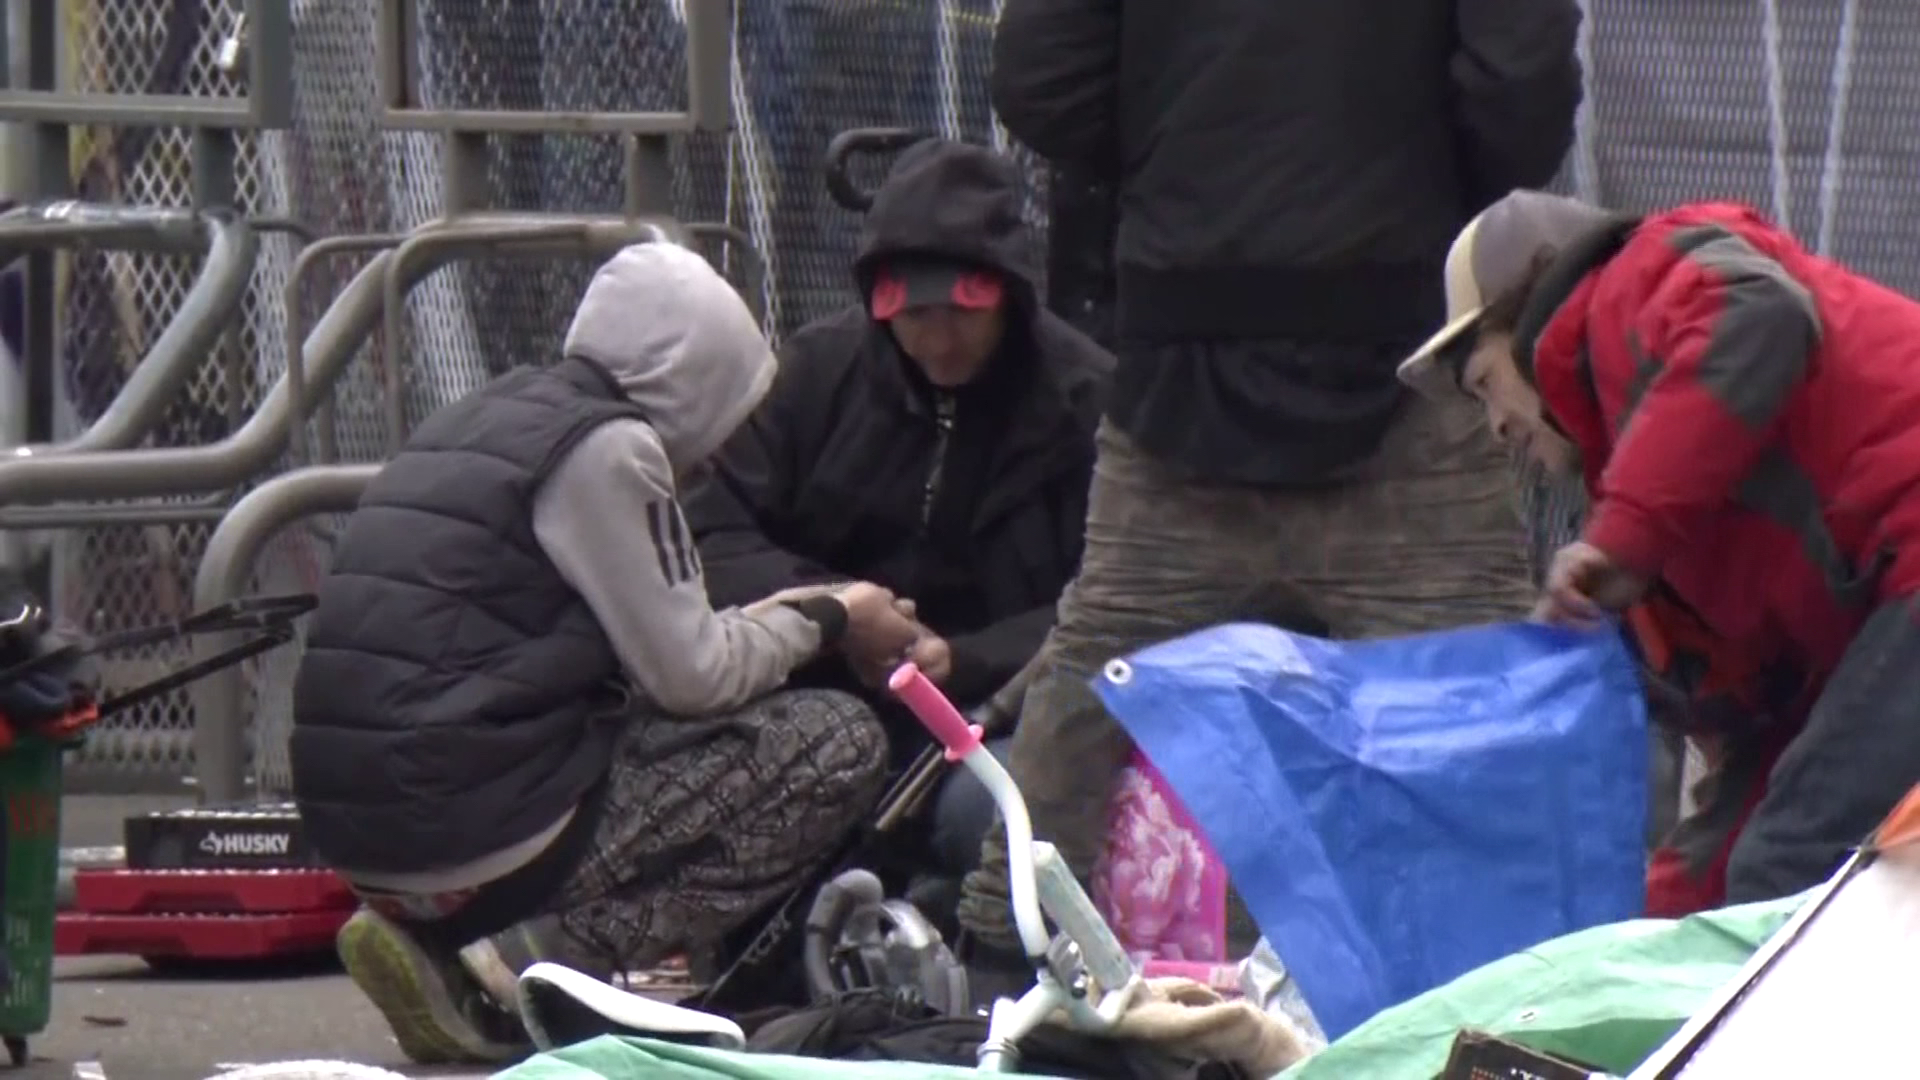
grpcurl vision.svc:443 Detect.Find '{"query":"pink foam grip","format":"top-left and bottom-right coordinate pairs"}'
top-left (888, 663), bottom-right (984, 762)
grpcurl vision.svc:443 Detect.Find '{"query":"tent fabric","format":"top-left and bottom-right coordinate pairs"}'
top-left (1094, 621), bottom-right (1649, 1038)
top-left (1277, 893), bottom-right (1804, 1080)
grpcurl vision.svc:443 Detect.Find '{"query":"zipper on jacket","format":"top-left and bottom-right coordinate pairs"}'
top-left (919, 393), bottom-right (957, 533)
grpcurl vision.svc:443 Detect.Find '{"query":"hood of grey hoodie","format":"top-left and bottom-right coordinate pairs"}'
top-left (560, 242), bottom-right (775, 472)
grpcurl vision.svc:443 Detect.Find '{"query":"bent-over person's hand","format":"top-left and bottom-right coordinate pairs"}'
top-left (1533, 540), bottom-right (1649, 629)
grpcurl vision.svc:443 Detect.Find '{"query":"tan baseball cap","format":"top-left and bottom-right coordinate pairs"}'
top-left (1397, 190), bottom-right (1618, 400)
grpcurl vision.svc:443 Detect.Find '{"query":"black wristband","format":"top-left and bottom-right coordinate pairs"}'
top-left (782, 595), bottom-right (849, 647)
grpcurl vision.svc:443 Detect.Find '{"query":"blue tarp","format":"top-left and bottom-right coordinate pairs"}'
top-left (1095, 621), bottom-right (1649, 1039)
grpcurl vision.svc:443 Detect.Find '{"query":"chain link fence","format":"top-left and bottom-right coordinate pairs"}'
top-left (38, 0), bottom-right (1920, 792)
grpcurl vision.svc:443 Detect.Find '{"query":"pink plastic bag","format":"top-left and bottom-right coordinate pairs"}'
top-left (1091, 751), bottom-right (1228, 963)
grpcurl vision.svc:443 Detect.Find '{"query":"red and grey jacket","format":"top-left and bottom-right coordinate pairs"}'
top-left (1625, 585), bottom-right (1814, 917)
top-left (1517, 201), bottom-right (1920, 682)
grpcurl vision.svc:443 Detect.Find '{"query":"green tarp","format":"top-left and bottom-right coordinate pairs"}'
top-left (492, 1037), bottom-right (1058, 1080)
top-left (1277, 893), bottom-right (1803, 1080)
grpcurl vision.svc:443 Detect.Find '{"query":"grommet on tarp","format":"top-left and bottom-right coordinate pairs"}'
top-left (1103, 659), bottom-right (1133, 686)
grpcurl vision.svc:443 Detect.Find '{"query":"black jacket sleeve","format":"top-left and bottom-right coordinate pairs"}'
top-left (989, 0), bottom-right (1122, 178)
top-left (1450, 0), bottom-right (1584, 208)
top-left (942, 604), bottom-right (1057, 708)
top-left (682, 343), bottom-right (842, 611)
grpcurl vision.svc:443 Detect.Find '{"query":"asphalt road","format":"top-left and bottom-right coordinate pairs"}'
top-left (19, 795), bottom-right (492, 1080)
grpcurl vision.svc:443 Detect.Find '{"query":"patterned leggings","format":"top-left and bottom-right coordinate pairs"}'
top-left (529, 687), bottom-right (888, 977)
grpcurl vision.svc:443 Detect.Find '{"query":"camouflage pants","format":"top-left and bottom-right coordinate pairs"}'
top-left (956, 394), bottom-right (1534, 949)
top-left (535, 687), bottom-right (888, 976)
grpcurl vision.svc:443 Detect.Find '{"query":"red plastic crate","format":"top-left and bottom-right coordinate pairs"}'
top-left (71, 868), bottom-right (354, 915)
top-left (55, 910), bottom-right (349, 959)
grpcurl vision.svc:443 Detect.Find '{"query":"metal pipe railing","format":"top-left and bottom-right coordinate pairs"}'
top-left (0, 213), bottom-right (682, 506)
top-left (187, 465), bottom-right (378, 802)
top-left (378, 221), bottom-right (609, 452)
top-left (283, 233), bottom-right (410, 466)
top-left (0, 203), bottom-right (257, 456)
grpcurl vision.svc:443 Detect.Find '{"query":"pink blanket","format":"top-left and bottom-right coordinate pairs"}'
top-left (1092, 753), bottom-right (1227, 964)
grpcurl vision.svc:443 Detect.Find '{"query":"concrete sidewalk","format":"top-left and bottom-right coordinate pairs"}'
top-left (23, 794), bottom-right (487, 1080)
top-left (29, 954), bottom-right (461, 1080)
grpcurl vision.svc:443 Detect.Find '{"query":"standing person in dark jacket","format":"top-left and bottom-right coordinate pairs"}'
top-left (684, 137), bottom-right (1112, 881)
top-left (955, 0), bottom-right (1584, 985)
top-left (1044, 165), bottom-right (1119, 349)
top-left (291, 243), bottom-right (915, 1064)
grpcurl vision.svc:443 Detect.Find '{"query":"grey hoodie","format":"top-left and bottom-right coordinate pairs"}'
top-left (529, 243), bottom-right (824, 715)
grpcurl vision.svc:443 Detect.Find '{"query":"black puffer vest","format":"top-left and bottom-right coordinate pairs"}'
top-left (291, 357), bottom-right (646, 873)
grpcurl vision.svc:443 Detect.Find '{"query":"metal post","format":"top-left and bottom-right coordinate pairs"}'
top-left (625, 135), bottom-right (677, 219)
top-left (20, 0), bottom-right (64, 448)
top-left (190, 126), bottom-right (239, 211)
top-left (16, 0), bottom-right (63, 610)
top-left (684, 0), bottom-right (736, 133)
top-left (0, 6), bottom-right (17, 193)
top-left (243, 0), bottom-right (295, 130)
top-left (188, 465), bottom-right (379, 803)
top-left (441, 131), bottom-right (491, 216)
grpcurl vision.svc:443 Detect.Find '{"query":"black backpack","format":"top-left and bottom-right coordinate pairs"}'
top-left (742, 990), bottom-right (1248, 1080)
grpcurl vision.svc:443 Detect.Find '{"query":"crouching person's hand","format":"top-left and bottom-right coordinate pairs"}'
top-left (905, 633), bottom-right (952, 686)
top-left (834, 582), bottom-right (922, 686)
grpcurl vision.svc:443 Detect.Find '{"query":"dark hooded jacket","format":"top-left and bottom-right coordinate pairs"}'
top-left (683, 139), bottom-right (1113, 707)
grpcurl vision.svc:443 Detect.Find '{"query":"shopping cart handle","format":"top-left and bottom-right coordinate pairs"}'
top-left (889, 663), bottom-right (983, 763)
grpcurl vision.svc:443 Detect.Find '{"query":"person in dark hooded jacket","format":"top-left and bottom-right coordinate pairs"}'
top-left (684, 138), bottom-right (1112, 728)
top-left (683, 138), bottom-right (1111, 887)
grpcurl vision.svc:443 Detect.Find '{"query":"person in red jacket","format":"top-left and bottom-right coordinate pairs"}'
top-left (1397, 189), bottom-right (1920, 907)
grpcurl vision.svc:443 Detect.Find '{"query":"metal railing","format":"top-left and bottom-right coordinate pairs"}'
top-left (0, 204), bottom-right (257, 531)
top-left (186, 464), bottom-right (376, 801)
top-left (0, 0), bottom-right (285, 462)
top-left (0, 214), bottom-right (689, 511)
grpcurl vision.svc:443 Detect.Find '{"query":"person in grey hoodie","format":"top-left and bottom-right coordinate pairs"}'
top-left (289, 242), bottom-right (914, 1064)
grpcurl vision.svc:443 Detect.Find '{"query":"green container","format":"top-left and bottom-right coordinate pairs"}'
top-left (0, 735), bottom-right (64, 1066)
